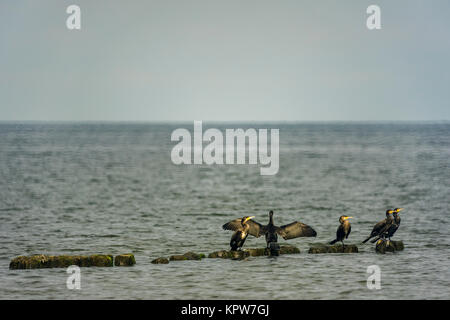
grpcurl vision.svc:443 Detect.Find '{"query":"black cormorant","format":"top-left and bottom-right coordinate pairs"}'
top-left (371, 208), bottom-right (403, 243)
top-left (362, 209), bottom-right (394, 243)
top-left (222, 216), bottom-right (255, 251)
top-left (329, 215), bottom-right (352, 248)
top-left (224, 210), bottom-right (317, 252)
top-left (261, 210), bottom-right (317, 248)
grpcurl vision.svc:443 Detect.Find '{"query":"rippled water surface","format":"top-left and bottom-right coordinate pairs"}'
top-left (0, 122), bottom-right (449, 299)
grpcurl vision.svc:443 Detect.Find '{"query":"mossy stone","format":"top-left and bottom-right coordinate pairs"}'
top-left (245, 248), bottom-right (268, 257)
top-left (375, 240), bottom-right (404, 254)
top-left (151, 257), bottom-right (169, 264)
top-left (169, 255), bottom-right (188, 261)
top-left (208, 250), bottom-right (249, 259)
top-left (279, 245), bottom-right (301, 254)
top-left (114, 254), bottom-right (136, 266)
top-left (9, 254), bottom-right (114, 269)
top-left (89, 254), bottom-right (114, 267)
top-left (182, 252), bottom-right (204, 260)
top-left (308, 244), bottom-right (358, 254)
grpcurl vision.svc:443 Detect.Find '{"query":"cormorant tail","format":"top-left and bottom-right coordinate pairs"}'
top-left (362, 236), bottom-right (372, 244)
top-left (370, 236), bottom-right (380, 243)
top-left (329, 239), bottom-right (338, 245)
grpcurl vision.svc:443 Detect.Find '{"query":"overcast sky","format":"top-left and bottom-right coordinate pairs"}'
top-left (1, 0), bottom-right (449, 121)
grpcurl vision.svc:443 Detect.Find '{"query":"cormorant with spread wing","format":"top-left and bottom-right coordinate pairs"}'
top-left (262, 210), bottom-right (317, 247)
top-left (223, 210), bottom-right (317, 250)
top-left (329, 215), bottom-right (352, 248)
top-left (362, 209), bottom-right (394, 243)
top-left (222, 216), bottom-right (255, 251)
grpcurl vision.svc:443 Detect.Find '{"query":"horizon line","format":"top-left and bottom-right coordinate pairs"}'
top-left (0, 119), bottom-right (449, 124)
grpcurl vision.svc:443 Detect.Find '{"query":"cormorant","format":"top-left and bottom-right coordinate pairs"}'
top-left (362, 209), bottom-right (394, 243)
top-left (329, 215), bottom-right (352, 249)
top-left (260, 210), bottom-right (317, 248)
top-left (222, 216), bottom-right (255, 251)
top-left (371, 208), bottom-right (403, 243)
top-left (223, 210), bottom-right (317, 253)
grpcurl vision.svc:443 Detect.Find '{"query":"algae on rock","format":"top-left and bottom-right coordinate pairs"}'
top-left (308, 244), bottom-right (359, 254)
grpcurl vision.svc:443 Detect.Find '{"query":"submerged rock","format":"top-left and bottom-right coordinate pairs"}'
top-left (279, 245), bottom-right (301, 254)
top-left (208, 245), bottom-right (300, 259)
top-left (267, 242), bottom-right (280, 256)
top-left (375, 240), bottom-right (404, 254)
top-left (183, 252), bottom-right (206, 260)
top-left (308, 244), bottom-right (359, 254)
top-left (9, 254), bottom-right (114, 269)
top-left (169, 254), bottom-right (188, 261)
top-left (208, 250), bottom-right (249, 259)
top-left (114, 254), bottom-right (136, 266)
top-left (151, 257), bottom-right (169, 264)
top-left (169, 252), bottom-right (206, 261)
top-left (89, 254), bottom-right (114, 267)
top-left (245, 248), bottom-right (268, 257)
top-left (393, 241), bottom-right (404, 251)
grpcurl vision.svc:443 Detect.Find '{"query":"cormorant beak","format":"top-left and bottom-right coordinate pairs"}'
top-left (245, 216), bottom-right (255, 222)
top-left (345, 216), bottom-right (353, 220)
top-left (396, 208), bottom-right (404, 212)
top-left (388, 210), bottom-right (394, 214)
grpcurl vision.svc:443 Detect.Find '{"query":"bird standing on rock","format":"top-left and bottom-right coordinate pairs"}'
top-left (362, 209), bottom-right (394, 244)
top-left (223, 210), bottom-right (317, 255)
top-left (329, 215), bottom-right (353, 250)
top-left (259, 210), bottom-right (317, 249)
top-left (222, 216), bottom-right (255, 251)
top-left (371, 208), bottom-right (404, 244)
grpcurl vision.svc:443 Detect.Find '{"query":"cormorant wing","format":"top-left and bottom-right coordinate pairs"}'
top-left (222, 218), bottom-right (266, 237)
top-left (276, 221), bottom-right (317, 239)
top-left (371, 219), bottom-right (387, 235)
top-left (378, 219), bottom-right (394, 235)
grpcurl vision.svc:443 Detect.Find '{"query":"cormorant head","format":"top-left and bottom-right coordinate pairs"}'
top-left (339, 215), bottom-right (353, 223)
top-left (393, 208), bottom-right (403, 215)
top-left (241, 216), bottom-right (255, 225)
top-left (269, 210), bottom-right (274, 217)
top-left (385, 209), bottom-right (394, 216)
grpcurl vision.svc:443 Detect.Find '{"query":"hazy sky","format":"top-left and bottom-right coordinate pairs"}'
top-left (1, 0), bottom-right (449, 121)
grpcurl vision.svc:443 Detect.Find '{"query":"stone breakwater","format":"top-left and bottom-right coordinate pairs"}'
top-left (308, 243), bottom-right (359, 254)
top-left (9, 254), bottom-right (136, 269)
top-left (151, 245), bottom-right (300, 264)
top-left (10, 241), bottom-right (404, 269)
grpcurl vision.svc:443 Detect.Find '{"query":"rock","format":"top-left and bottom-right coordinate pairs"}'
top-left (392, 241), bottom-right (404, 251)
top-left (245, 248), bottom-right (268, 257)
top-left (169, 255), bottom-right (188, 261)
top-left (168, 252), bottom-right (205, 261)
top-left (88, 254), bottom-right (114, 267)
top-left (268, 242), bottom-right (280, 256)
top-left (9, 254), bottom-right (114, 269)
top-left (114, 254), bottom-right (136, 266)
top-left (208, 250), bottom-right (249, 259)
top-left (208, 246), bottom-right (300, 259)
top-left (308, 244), bottom-right (359, 254)
top-left (151, 257), bottom-right (169, 264)
top-left (375, 240), bottom-right (404, 254)
top-left (279, 245), bottom-right (301, 254)
top-left (182, 252), bottom-right (205, 260)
